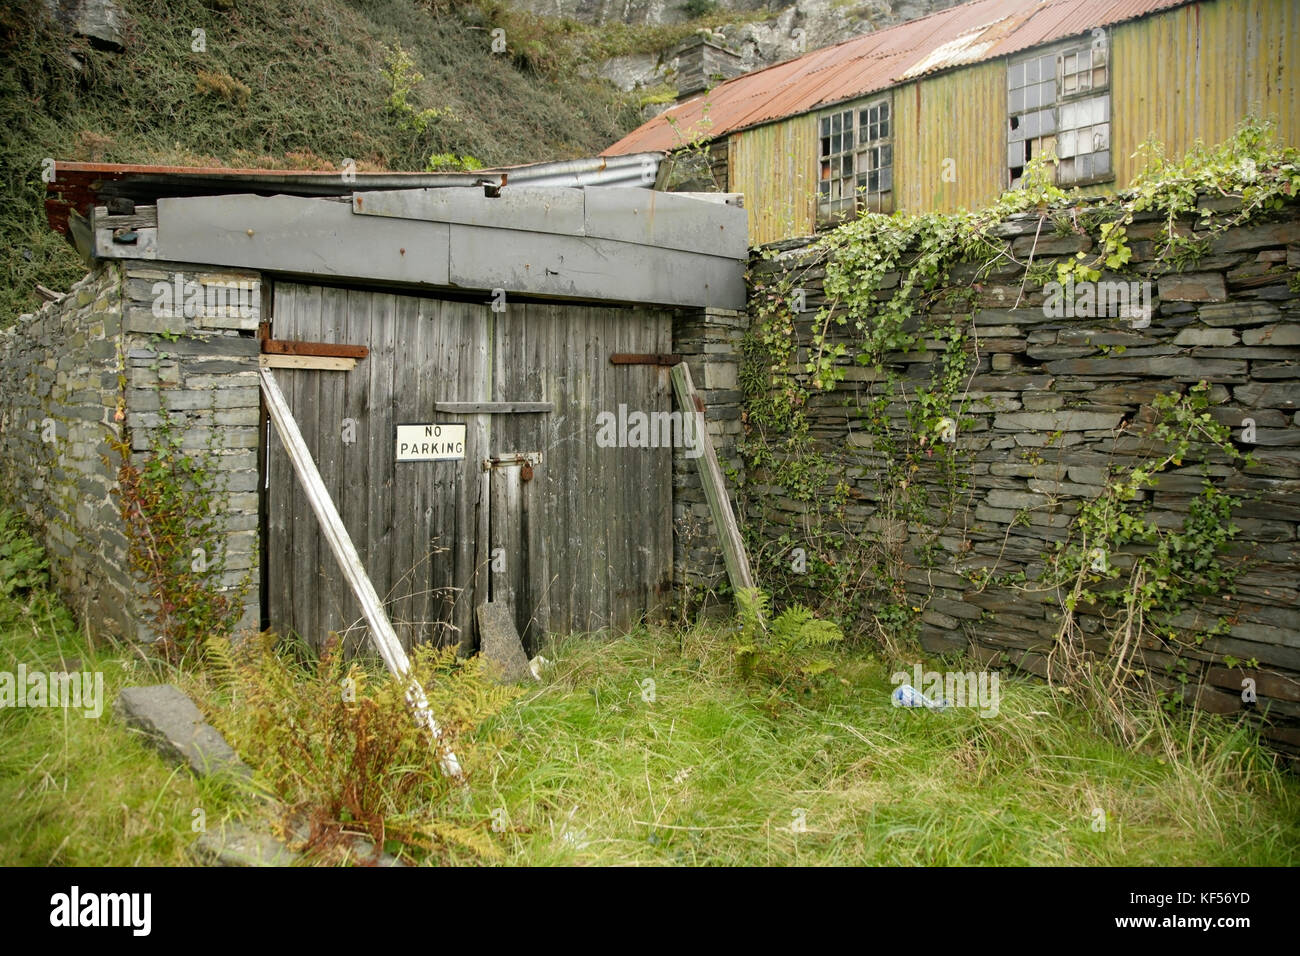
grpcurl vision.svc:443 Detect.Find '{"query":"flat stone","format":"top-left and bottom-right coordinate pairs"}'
top-left (1233, 382), bottom-right (1299, 409)
top-left (985, 489), bottom-right (1050, 510)
top-left (1011, 234), bottom-right (1093, 258)
top-left (1196, 302), bottom-right (1280, 326)
top-left (1206, 667), bottom-right (1300, 702)
top-left (43, 0), bottom-right (124, 49)
top-left (1158, 272), bottom-right (1227, 302)
top-left (1042, 356), bottom-right (1246, 380)
top-left (1172, 327), bottom-right (1239, 346)
top-left (192, 824), bottom-right (300, 867)
top-left (476, 603), bottom-right (532, 683)
top-left (115, 684), bottom-right (249, 778)
top-left (1025, 345), bottom-right (1097, 360)
top-left (993, 410), bottom-right (1124, 432)
top-left (1242, 324), bottom-right (1300, 347)
top-left (1210, 221), bottom-right (1300, 253)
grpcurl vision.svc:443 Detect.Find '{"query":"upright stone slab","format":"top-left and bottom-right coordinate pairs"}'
top-left (476, 603), bottom-right (531, 683)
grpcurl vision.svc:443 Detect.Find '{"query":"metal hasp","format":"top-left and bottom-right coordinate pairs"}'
top-left (483, 452), bottom-right (542, 471)
top-left (258, 367), bottom-right (464, 781)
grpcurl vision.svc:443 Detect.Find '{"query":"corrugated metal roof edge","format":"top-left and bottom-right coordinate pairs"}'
top-left (606, 0), bottom-right (1197, 152)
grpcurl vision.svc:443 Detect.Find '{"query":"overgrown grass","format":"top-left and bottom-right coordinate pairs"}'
top-left (4, 508), bottom-right (1295, 866)
top-left (450, 628), bottom-right (1299, 865)
top-left (0, 514), bottom-right (260, 865)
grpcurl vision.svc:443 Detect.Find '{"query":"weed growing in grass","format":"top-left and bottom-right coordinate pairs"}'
top-left (732, 588), bottom-right (844, 705)
top-left (0, 510), bottom-right (49, 607)
top-left (208, 633), bottom-right (520, 864)
top-left (109, 410), bottom-right (250, 664)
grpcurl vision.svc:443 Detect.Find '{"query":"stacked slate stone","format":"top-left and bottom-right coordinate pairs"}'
top-left (0, 261), bottom-right (262, 645)
top-left (747, 195), bottom-right (1300, 756)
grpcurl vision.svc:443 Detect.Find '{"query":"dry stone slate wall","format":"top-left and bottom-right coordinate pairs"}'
top-left (0, 259), bottom-right (262, 644)
top-left (743, 197), bottom-right (1300, 756)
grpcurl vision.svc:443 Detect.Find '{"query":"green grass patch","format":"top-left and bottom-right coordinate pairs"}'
top-left (447, 628), bottom-right (1299, 865)
top-left (4, 506), bottom-right (1296, 866)
top-left (0, 514), bottom-right (262, 865)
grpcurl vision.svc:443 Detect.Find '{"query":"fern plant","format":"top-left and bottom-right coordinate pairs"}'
top-left (733, 587), bottom-right (844, 689)
top-left (205, 632), bottom-right (520, 864)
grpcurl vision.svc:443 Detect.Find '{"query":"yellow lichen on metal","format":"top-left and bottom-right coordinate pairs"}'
top-left (728, 117), bottom-right (817, 246)
top-left (1111, 0), bottom-right (1299, 183)
top-left (893, 60), bottom-right (1008, 214)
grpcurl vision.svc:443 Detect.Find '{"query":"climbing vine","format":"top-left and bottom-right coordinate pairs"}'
top-left (1033, 383), bottom-right (1255, 727)
top-left (739, 119), bottom-right (1297, 656)
top-left (110, 405), bottom-right (250, 662)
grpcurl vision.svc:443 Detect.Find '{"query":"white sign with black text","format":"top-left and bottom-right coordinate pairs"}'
top-left (396, 424), bottom-right (466, 462)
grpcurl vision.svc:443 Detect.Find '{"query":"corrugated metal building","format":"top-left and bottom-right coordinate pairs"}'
top-left (605, 0), bottom-right (1298, 245)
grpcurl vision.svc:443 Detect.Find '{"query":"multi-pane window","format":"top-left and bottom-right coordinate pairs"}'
top-left (1007, 31), bottom-right (1111, 187)
top-left (818, 97), bottom-right (892, 222)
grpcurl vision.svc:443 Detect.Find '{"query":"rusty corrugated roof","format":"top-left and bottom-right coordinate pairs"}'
top-left (604, 0), bottom-right (1194, 154)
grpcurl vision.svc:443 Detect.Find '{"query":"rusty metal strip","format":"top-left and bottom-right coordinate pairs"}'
top-left (610, 352), bottom-right (684, 366)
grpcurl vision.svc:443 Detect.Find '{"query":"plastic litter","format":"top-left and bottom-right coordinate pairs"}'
top-left (892, 683), bottom-right (949, 710)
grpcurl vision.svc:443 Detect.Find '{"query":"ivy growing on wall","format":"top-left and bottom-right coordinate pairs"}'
top-left (738, 120), bottom-right (1298, 693)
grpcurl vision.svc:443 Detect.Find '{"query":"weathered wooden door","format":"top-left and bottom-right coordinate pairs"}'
top-left (265, 284), bottom-right (673, 653)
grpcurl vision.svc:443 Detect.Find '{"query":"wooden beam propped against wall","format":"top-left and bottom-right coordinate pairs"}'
top-left (258, 367), bottom-right (464, 781)
top-left (670, 362), bottom-right (756, 604)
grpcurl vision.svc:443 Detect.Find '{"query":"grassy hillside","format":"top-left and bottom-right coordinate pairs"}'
top-left (0, 0), bottom-right (686, 321)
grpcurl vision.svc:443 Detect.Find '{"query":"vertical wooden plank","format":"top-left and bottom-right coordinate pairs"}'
top-left (367, 290), bottom-right (398, 648)
top-left (387, 293), bottom-right (420, 649)
top-left (461, 299), bottom-right (491, 651)
top-left (337, 287), bottom-right (373, 656)
top-left (267, 284), bottom-right (293, 642)
top-left (293, 284), bottom-right (324, 648)
top-left (314, 284), bottom-right (348, 645)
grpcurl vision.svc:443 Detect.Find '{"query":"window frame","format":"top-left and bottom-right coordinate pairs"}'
top-left (1006, 30), bottom-right (1114, 190)
top-left (817, 94), bottom-right (894, 224)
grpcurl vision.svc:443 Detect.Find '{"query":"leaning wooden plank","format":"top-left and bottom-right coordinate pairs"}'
top-left (258, 367), bottom-right (464, 781)
top-left (669, 362), bottom-right (756, 601)
top-left (258, 354), bottom-right (356, 372)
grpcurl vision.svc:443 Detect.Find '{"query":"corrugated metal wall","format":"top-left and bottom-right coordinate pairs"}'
top-left (1111, 0), bottom-right (1299, 183)
top-left (893, 60), bottom-right (1008, 215)
top-left (726, 0), bottom-right (1297, 246)
top-left (728, 117), bottom-right (817, 244)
